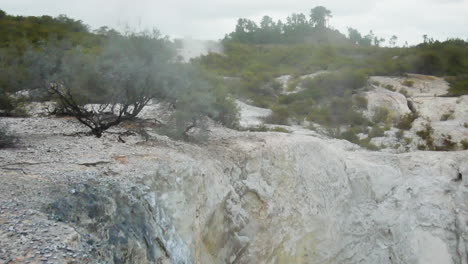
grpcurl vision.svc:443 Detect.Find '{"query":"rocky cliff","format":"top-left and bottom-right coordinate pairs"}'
top-left (1, 105), bottom-right (467, 264)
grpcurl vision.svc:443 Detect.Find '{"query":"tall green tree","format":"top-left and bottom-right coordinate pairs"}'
top-left (310, 6), bottom-right (332, 28)
top-left (389, 35), bottom-right (398, 47)
top-left (347, 28), bottom-right (362, 45)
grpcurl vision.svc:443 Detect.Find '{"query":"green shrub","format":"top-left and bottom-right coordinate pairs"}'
top-left (372, 107), bottom-right (390, 124)
top-left (440, 110), bottom-right (454, 121)
top-left (0, 125), bottom-right (17, 148)
top-left (435, 134), bottom-right (457, 151)
top-left (0, 88), bottom-right (16, 115)
top-left (447, 79), bottom-right (468, 96)
top-left (402, 80), bottom-right (414, 87)
top-left (359, 137), bottom-right (380, 151)
top-left (384, 84), bottom-right (396, 92)
top-left (0, 88), bottom-right (27, 117)
top-left (396, 112), bottom-right (417, 130)
top-left (244, 124), bottom-right (269, 132)
top-left (287, 77), bottom-right (301, 92)
top-left (242, 125), bottom-right (290, 133)
top-left (266, 105), bottom-right (290, 125)
top-left (399, 88), bottom-right (409, 97)
top-left (404, 137), bottom-right (412, 145)
top-left (338, 128), bottom-right (380, 150)
top-left (368, 125), bottom-right (385, 138)
top-left (410, 51), bottom-right (444, 75)
top-left (300, 70), bottom-right (368, 101)
top-left (395, 129), bottom-right (404, 140)
top-left (464, 122), bottom-right (468, 128)
top-left (417, 144), bottom-right (426, 150)
top-left (461, 139), bottom-right (468, 150)
top-left (416, 123), bottom-right (434, 150)
top-left (339, 129), bottom-right (360, 144)
top-left (270, 126), bottom-right (291, 133)
top-left (353, 95), bottom-right (368, 109)
top-left (307, 107), bottom-right (331, 125)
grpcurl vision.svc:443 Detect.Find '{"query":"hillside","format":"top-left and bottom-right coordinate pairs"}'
top-left (0, 8), bottom-right (467, 264)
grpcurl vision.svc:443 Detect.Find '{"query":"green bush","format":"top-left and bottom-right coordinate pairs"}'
top-left (241, 124), bottom-right (269, 132)
top-left (435, 134), bottom-right (457, 151)
top-left (404, 137), bottom-right (413, 145)
top-left (353, 95), bottom-right (368, 109)
top-left (0, 125), bottom-right (17, 148)
top-left (384, 84), bottom-right (396, 92)
top-left (461, 139), bottom-right (468, 150)
top-left (359, 137), bottom-right (380, 151)
top-left (0, 89), bottom-right (28, 117)
top-left (307, 106), bottom-right (331, 125)
top-left (402, 80), bottom-right (414, 87)
top-left (241, 125), bottom-right (290, 133)
top-left (399, 88), bottom-right (409, 97)
top-left (0, 89), bottom-right (16, 115)
top-left (395, 129), bottom-right (404, 140)
top-left (266, 105), bottom-right (290, 125)
top-left (416, 123), bottom-right (434, 150)
top-left (270, 126), bottom-right (291, 133)
top-left (396, 112), bottom-right (417, 130)
top-left (410, 51), bottom-right (444, 75)
top-left (447, 79), bottom-right (468, 96)
top-left (302, 70), bottom-right (368, 99)
top-left (339, 129), bottom-right (360, 144)
top-left (287, 77), bottom-right (301, 92)
top-left (440, 110), bottom-right (454, 121)
top-left (368, 125), bottom-right (385, 138)
top-left (372, 107), bottom-right (390, 124)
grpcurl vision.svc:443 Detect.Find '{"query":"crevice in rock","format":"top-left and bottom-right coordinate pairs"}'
top-left (45, 181), bottom-right (190, 264)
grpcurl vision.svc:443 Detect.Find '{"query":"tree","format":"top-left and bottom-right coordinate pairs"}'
top-left (310, 6), bottom-right (332, 28)
top-left (359, 30), bottom-right (374, 46)
top-left (348, 28), bottom-right (362, 45)
top-left (24, 32), bottom-right (175, 137)
top-left (230, 18), bottom-right (259, 43)
top-left (373, 36), bottom-right (385, 47)
top-left (389, 35), bottom-right (398, 47)
top-left (260, 16), bottom-right (275, 29)
top-left (157, 64), bottom-right (239, 140)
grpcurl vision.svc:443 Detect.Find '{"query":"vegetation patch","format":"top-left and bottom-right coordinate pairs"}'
top-left (440, 110), bottom-right (454, 121)
top-left (0, 125), bottom-right (17, 148)
top-left (396, 112), bottom-right (418, 130)
top-left (460, 139), bottom-right (468, 150)
top-left (384, 84), bottom-right (396, 92)
top-left (416, 123), bottom-right (435, 150)
top-left (402, 80), bottom-right (414, 87)
top-left (435, 134), bottom-right (457, 151)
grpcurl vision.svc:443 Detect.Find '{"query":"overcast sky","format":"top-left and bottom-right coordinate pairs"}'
top-left (1, 0), bottom-right (467, 45)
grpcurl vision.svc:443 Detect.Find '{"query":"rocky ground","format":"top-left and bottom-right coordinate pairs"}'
top-left (365, 74), bottom-right (468, 152)
top-left (272, 73), bottom-right (468, 152)
top-left (0, 75), bottom-right (467, 264)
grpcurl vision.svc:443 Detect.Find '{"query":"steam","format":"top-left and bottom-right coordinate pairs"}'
top-left (176, 38), bottom-right (223, 62)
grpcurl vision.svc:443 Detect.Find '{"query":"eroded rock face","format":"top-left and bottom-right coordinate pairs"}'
top-left (1, 115), bottom-right (466, 264)
top-left (365, 75), bottom-right (467, 152)
top-left (364, 87), bottom-right (412, 120)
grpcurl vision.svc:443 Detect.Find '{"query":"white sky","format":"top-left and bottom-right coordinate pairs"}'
top-left (1, 0), bottom-right (467, 45)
